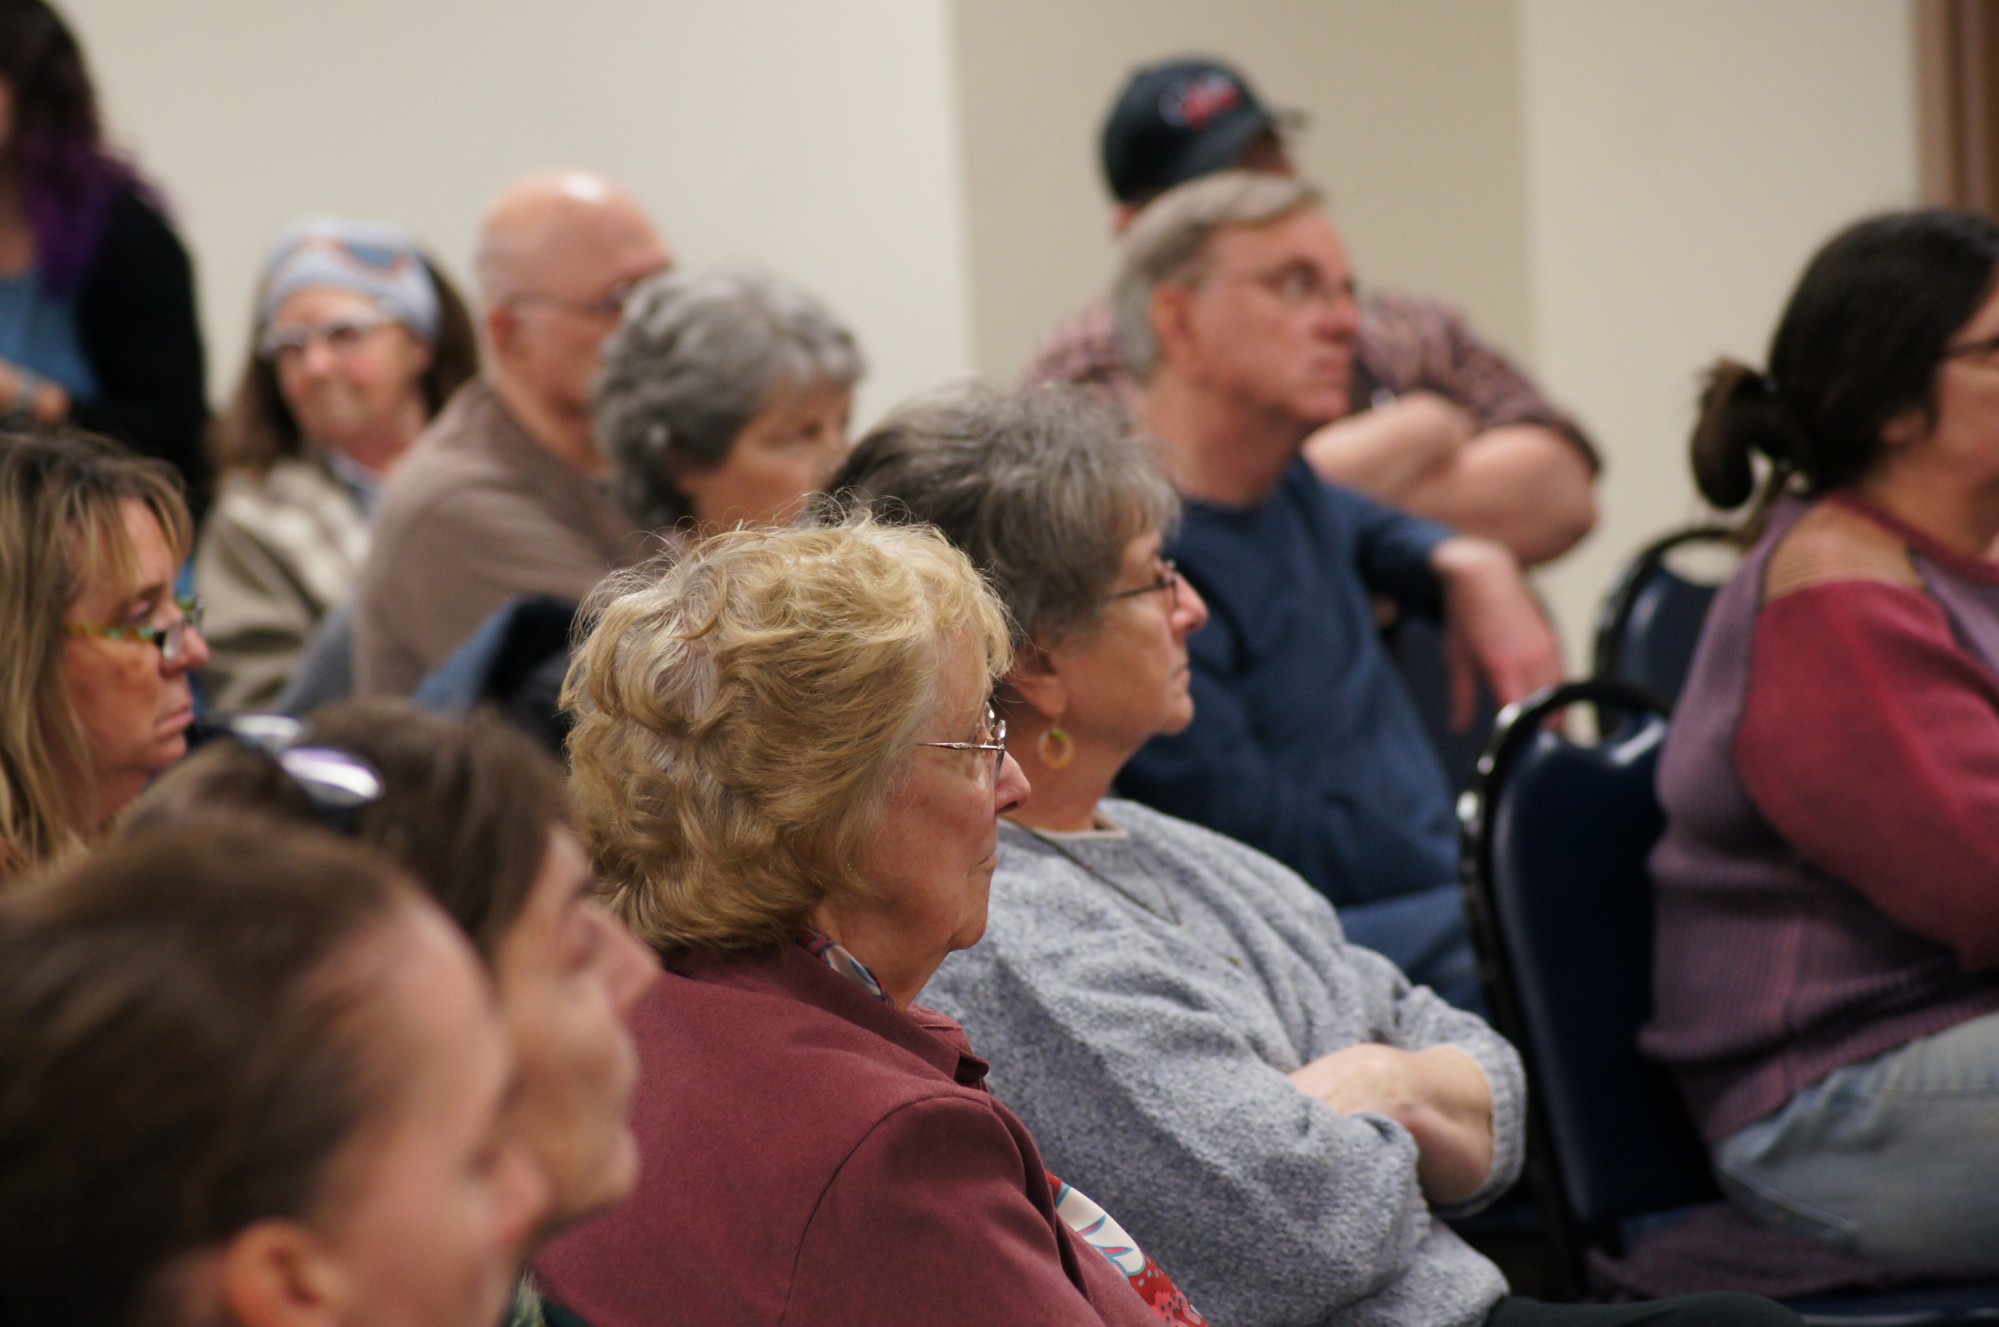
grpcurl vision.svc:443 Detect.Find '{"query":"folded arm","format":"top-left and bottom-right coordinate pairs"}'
top-left (928, 900), bottom-right (1522, 1325)
top-left (1738, 581), bottom-right (1999, 970)
top-left (1287, 1042), bottom-right (1495, 1205)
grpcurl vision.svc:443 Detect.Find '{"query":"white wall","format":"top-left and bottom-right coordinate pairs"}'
top-left (63, 0), bottom-right (977, 428)
top-left (63, 0), bottom-right (1925, 662)
top-left (1517, 0), bottom-right (1922, 659)
top-left (952, 0), bottom-right (1535, 382)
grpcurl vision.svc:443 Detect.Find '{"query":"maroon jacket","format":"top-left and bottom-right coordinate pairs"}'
top-left (534, 942), bottom-right (1164, 1326)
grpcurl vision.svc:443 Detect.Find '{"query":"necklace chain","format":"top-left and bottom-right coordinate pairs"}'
top-left (1008, 819), bottom-right (1184, 927)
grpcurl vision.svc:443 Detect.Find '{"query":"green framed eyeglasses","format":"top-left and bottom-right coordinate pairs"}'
top-left (66, 594), bottom-right (205, 665)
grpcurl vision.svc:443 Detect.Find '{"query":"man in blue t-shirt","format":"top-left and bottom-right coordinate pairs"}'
top-left (1113, 170), bottom-right (1562, 1007)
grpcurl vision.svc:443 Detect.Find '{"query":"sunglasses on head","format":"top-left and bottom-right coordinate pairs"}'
top-left (205, 713), bottom-right (386, 835)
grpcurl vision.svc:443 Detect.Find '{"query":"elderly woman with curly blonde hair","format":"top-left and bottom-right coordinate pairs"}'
top-left (534, 516), bottom-right (1204, 1327)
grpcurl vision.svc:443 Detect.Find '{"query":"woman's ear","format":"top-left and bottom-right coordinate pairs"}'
top-left (1006, 642), bottom-right (1068, 722)
top-left (1880, 405), bottom-right (1930, 451)
top-left (216, 1221), bottom-right (348, 1327)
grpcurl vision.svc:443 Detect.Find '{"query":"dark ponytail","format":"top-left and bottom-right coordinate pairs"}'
top-left (1704, 209), bottom-right (1999, 522)
top-left (1690, 359), bottom-right (1797, 511)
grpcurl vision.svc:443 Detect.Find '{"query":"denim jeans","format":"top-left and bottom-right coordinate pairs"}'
top-left (1712, 1009), bottom-right (1999, 1270)
top-left (1337, 882), bottom-right (1485, 1017)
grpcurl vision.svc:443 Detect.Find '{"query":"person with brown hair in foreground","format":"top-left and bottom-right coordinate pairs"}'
top-left (0, 818), bottom-right (548, 1327)
top-left (129, 701), bottom-right (660, 1323)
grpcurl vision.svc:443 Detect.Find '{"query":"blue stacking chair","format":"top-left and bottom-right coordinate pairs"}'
top-left (1592, 526), bottom-right (1739, 707)
top-left (1461, 680), bottom-right (1999, 1321)
top-left (410, 596), bottom-right (578, 755)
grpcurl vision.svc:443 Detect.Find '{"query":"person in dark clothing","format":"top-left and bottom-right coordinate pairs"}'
top-left (0, 0), bottom-right (209, 511)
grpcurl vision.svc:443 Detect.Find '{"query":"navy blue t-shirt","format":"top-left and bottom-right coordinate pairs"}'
top-left (1119, 459), bottom-right (1459, 906)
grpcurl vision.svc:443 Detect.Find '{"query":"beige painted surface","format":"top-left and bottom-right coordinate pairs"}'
top-left (953, 0), bottom-right (1922, 662)
top-left (1518, 0), bottom-right (1921, 663)
top-left (951, 0), bottom-right (1536, 383)
top-left (60, 0), bottom-right (1921, 663)
top-left (62, 0), bottom-right (976, 428)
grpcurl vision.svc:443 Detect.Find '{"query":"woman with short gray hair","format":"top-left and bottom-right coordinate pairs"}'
top-left (595, 266), bottom-right (863, 533)
top-left (831, 382), bottom-right (1532, 1327)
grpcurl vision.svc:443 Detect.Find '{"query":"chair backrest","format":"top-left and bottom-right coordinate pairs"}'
top-left (277, 598), bottom-right (358, 716)
top-left (410, 596), bottom-right (577, 718)
top-left (1461, 679), bottom-right (1721, 1258)
top-left (1593, 526), bottom-right (1741, 705)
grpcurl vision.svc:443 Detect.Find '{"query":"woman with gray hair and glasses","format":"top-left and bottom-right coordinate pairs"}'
top-left (829, 383), bottom-right (1793, 1327)
top-left (596, 266), bottom-right (862, 536)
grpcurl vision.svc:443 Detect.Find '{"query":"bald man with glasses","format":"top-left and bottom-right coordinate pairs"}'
top-left (356, 172), bottom-right (672, 696)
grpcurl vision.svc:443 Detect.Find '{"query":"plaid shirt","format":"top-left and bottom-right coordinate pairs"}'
top-left (1024, 291), bottom-right (1598, 470)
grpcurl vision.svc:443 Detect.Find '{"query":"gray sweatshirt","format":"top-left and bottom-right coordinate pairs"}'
top-left (922, 799), bottom-right (1524, 1327)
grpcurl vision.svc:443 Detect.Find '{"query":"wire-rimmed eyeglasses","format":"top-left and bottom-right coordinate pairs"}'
top-left (65, 594), bottom-right (206, 665)
top-left (1105, 559), bottom-right (1181, 607)
top-left (916, 703), bottom-right (1008, 781)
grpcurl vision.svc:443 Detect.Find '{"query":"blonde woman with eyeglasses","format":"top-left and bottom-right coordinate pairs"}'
top-left (538, 515), bottom-right (1205, 1327)
top-left (0, 425), bottom-right (207, 878)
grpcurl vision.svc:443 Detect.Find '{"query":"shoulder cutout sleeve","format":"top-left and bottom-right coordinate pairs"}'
top-left (1763, 503), bottom-right (1920, 602)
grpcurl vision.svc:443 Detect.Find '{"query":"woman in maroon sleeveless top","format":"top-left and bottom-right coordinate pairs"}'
top-left (1643, 208), bottom-right (1999, 1270)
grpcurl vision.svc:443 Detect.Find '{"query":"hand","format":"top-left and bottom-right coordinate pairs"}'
top-left (0, 357), bottom-right (71, 426)
top-left (1288, 1043), bottom-right (1496, 1205)
top-left (1430, 536), bottom-right (1564, 730)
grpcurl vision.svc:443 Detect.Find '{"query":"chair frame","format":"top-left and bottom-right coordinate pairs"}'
top-left (1459, 677), bottom-right (1698, 1298)
top-left (1591, 523), bottom-right (1738, 694)
top-left (1461, 679), bottom-right (1999, 1321)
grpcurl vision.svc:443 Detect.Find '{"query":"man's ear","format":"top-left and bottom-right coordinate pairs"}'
top-left (216, 1221), bottom-right (349, 1327)
top-left (484, 303), bottom-right (519, 365)
top-left (1150, 282), bottom-right (1199, 374)
top-left (1006, 644), bottom-right (1069, 723)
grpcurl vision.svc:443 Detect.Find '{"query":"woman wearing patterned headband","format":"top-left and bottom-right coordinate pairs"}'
top-left (198, 217), bottom-right (478, 711)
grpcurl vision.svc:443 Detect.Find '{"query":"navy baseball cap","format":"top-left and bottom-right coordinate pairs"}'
top-left (1100, 57), bottom-right (1302, 204)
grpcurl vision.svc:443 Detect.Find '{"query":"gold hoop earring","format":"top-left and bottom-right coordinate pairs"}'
top-left (1036, 725), bottom-right (1075, 770)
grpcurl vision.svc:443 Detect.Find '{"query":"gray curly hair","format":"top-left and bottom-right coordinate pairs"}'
top-left (596, 266), bottom-right (864, 529)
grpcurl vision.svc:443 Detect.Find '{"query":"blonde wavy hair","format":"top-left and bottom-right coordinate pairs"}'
top-left (0, 429), bottom-right (192, 880)
top-left (563, 515), bottom-right (1012, 954)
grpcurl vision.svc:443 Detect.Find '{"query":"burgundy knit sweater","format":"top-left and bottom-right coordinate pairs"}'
top-left (1640, 494), bottom-right (1999, 1140)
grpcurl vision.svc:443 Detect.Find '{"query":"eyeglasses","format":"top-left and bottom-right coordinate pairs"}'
top-left (507, 277), bottom-right (646, 323)
top-left (916, 703), bottom-right (1008, 781)
top-left (1106, 559), bottom-right (1181, 607)
top-left (1941, 332), bottom-right (1999, 364)
top-left (66, 594), bottom-right (205, 665)
top-left (213, 713), bottom-right (386, 835)
top-left (259, 311), bottom-right (398, 362)
top-left (1216, 261), bottom-right (1357, 312)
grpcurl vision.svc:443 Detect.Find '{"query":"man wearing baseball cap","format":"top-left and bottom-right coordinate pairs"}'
top-left (1028, 55), bottom-right (1598, 574)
